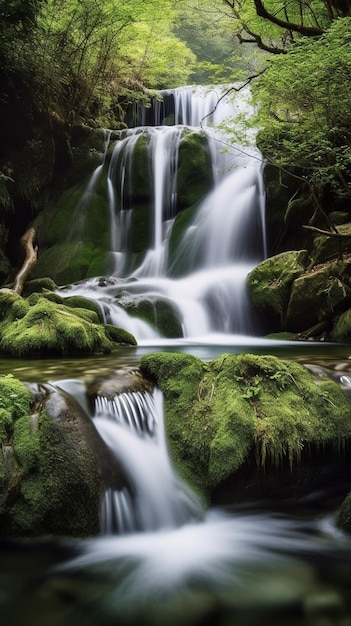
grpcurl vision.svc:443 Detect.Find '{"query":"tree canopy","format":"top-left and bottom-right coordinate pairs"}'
top-left (220, 0), bottom-right (351, 209)
top-left (251, 18), bottom-right (351, 198)
top-left (223, 0), bottom-right (351, 52)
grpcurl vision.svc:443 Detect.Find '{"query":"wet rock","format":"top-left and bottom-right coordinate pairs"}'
top-left (0, 376), bottom-right (129, 537)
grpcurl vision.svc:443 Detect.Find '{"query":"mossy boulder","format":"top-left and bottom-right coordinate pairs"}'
top-left (0, 290), bottom-right (136, 357)
top-left (65, 128), bottom-right (106, 188)
top-left (0, 376), bottom-right (102, 536)
top-left (140, 352), bottom-right (351, 501)
top-left (261, 164), bottom-right (313, 255)
top-left (331, 308), bottom-right (351, 342)
top-left (177, 130), bottom-right (213, 210)
top-left (247, 250), bottom-right (308, 327)
top-left (32, 158), bottom-right (112, 283)
top-left (128, 203), bottom-right (153, 255)
top-left (118, 294), bottom-right (183, 338)
top-left (310, 222), bottom-right (351, 265)
top-left (286, 260), bottom-right (351, 331)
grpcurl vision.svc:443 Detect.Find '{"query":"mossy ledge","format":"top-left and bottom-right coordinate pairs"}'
top-left (140, 352), bottom-right (351, 501)
top-left (0, 288), bottom-right (136, 357)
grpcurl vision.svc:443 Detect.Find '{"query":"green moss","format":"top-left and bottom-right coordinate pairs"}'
top-left (141, 352), bottom-right (351, 499)
top-left (8, 408), bottom-right (101, 537)
top-left (247, 250), bottom-right (308, 323)
top-left (65, 129), bottom-right (106, 188)
top-left (177, 130), bottom-right (213, 210)
top-left (0, 374), bottom-right (33, 484)
top-left (128, 203), bottom-right (153, 254)
top-left (124, 297), bottom-right (183, 338)
top-left (39, 292), bottom-right (102, 321)
top-left (265, 332), bottom-right (297, 340)
top-left (311, 222), bottom-right (351, 265)
top-left (22, 277), bottom-right (57, 297)
top-left (13, 415), bottom-right (40, 473)
top-left (32, 156), bottom-right (112, 283)
top-left (332, 308), bottom-right (351, 342)
top-left (104, 323), bottom-right (137, 346)
top-left (0, 375), bottom-right (32, 426)
top-left (167, 204), bottom-right (199, 276)
top-left (286, 261), bottom-right (351, 331)
top-left (130, 134), bottom-right (152, 202)
top-left (0, 295), bottom-right (136, 357)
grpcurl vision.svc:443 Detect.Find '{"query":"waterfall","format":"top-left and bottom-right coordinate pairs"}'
top-left (94, 387), bottom-right (204, 534)
top-left (58, 85), bottom-right (266, 343)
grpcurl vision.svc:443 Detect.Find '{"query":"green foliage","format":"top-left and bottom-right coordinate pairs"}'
top-left (225, 0), bottom-right (340, 54)
top-left (174, 0), bottom-right (248, 83)
top-left (0, 374), bottom-right (32, 426)
top-left (250, 18), bottom-right (351, 197)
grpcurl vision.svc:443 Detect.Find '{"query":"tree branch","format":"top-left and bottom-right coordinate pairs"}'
top-left (13, 227), bottom-right (38, 295)
top-left (302, 224), bottom-right (351, 238)
top-left (253, 0), bottom-right (324, 35)
top-left (200, 68), bottom-right (268, 127)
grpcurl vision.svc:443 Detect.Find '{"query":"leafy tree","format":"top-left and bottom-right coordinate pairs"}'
top-left (174, 0), bottom-right (247, 83)
top-left (222, 0), bottom-right (350, 52)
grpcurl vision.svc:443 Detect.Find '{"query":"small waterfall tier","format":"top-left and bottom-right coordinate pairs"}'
top-left (94, 388), bottom-right (204, 534)
top-left (57, 85), bottom-right (266, 343)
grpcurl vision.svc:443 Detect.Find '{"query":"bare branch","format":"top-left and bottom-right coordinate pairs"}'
top-left (302, 225), bottom-right (351, 238)
top-left (200, 68), bottom-right (268, 127)
top-left (13, 228), bottom-right (38, 295)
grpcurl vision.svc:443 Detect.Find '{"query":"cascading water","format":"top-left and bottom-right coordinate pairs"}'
top-left (43, 376), bottom-right (351, 626)
top-left (94, 387), bottom-right (203, 534)
top-left (57, 85), bottom-right (267, 344)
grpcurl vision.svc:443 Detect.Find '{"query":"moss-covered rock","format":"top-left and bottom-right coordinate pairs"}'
top-left (0, 378), bottom-right (102, 536)
top-left (0, 290), bottom-right (136, 357)
top-left (119, 294), bottom-right (183, 338)
top-left (310, 222), bottom-right (351, 265)
top-left (331, 308), bottom-right (351, 342)
top-left (65, 128), bottom-right (106, 188)
top-left (128, 203), bottom-right (153, 255)
top-left (31, 146), bottom-right (113, 284)
top-left (261, 164), bottom-right (313, 255)
top-left (177, 130), bottom-right (213, 210)
top-left (22, 277), bottom-right (58, 297)
top-left (286, 260), bottom-right (351, 331)
top-left (140, 352), bottom-right (351, 500)
top-left (247, 250), bottom-right (308, 327)
top-left (167, 204), bottom-right (199, 276)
